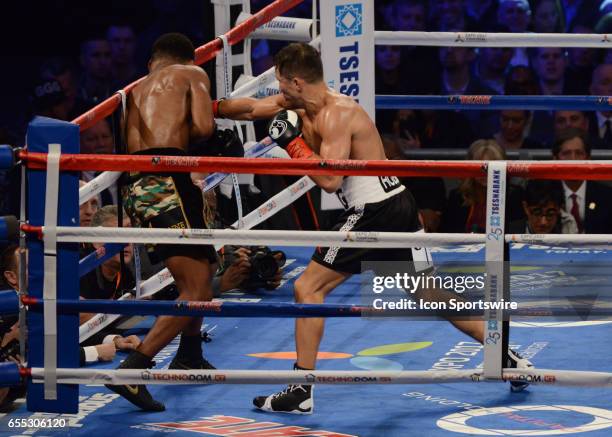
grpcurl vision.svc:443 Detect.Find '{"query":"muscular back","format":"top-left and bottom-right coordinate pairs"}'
top-left (298, 90), bottom-right (387, 161)
top-left (126, 64), bottom-right (214, 153)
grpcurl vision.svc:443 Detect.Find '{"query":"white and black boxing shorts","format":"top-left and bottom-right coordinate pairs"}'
top-left (312, 189), bottom-right (432, 274)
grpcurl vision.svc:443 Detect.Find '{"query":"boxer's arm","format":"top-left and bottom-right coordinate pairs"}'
top-left (190, 69), bottom-right (215, 142)
top-left (216, 95), bottom-right (288, 121)
top-left (309, 106), bottom-right (352, 193)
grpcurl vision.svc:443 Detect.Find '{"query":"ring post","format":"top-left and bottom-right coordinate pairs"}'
top-left (26, 116), bottom-right (79, 413)
top-left (483, 162), bottom-right (510, 378)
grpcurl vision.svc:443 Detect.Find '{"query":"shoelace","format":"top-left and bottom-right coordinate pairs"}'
top-left (272, 384), bottom-right (307, 399)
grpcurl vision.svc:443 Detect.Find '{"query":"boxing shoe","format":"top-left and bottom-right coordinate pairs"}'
top-left (106, 350), bottom-right (165, 412)
top-left (169, 333), bottom-right (215, 370)
top-left (253, 383), bottom-right (313, 414)
top-left (254, 362), bottom-right (313, 414)
top-left (169, 356), bottom-right (215, 370)
top-left (507, 349), bottom-right (534, 392)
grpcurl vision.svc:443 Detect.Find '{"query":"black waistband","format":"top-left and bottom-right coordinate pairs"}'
top-left (122, 148), bottom-right (191, 183)
top-left (130, 147), bottom-right (187, 156)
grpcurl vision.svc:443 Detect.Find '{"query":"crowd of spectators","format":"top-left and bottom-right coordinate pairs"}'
top-left (1, 0), bottom-right (611, 232)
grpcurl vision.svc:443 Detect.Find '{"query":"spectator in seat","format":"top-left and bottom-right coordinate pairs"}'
top-left (553, 128), bottom-right (612, 234)
top-left (531, 0), bottom-right (565, 33)
top-left (497, 0), bottom-right (532, 66)
top-left (390, 0), bottom-right (440, 95)
top-left (0, 244), bottom-right (133, 368)
top-left (29, 78), bottom-right (70, 121)
top-left (554, 111), bottom-right (589, 134)
top-left (431, 0), bottom-right (476, 31)
top-left (79, 180), bottom-right (100, 227)
top-left (106, 23), bottom-right (141, 87)
top-left (80, 205), bottom-right (134, 307)
top-left (504, 65), bottom-right (539, 95)
top-left (587, 64), bottom-right (612, 149)
top-left (493, 110), bottom-right (543, 149)
top-left (441, 139), bottom-right (524, 233)
top-left (79, 37), bottom-right (113, 107)
top-left (508, 179), bottom-right (578, 234)
top-left (476, 46), bottom-right (515, 95)
top-left (438, 46), bottom-right (498, 136)
top-left (39, 57), bottom-right (86, 119)
top-left (565, 24), bottom-right (598, 95)
top-left (466, 0), bottom-right (497, 30)
top-left (79, 119), bottom-right (117, 205)
top-left (529, 47), bottom-right (569, 144)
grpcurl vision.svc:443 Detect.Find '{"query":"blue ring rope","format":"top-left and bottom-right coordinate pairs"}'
top-left (375, 95), bottom-right (612, 111)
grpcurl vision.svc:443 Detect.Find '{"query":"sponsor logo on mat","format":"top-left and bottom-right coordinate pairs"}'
top-left (141, 415), bottom-right (357, 436)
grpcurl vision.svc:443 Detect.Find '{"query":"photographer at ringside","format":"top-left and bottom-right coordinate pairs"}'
top-left (198, 190), bottom-right (286, 295)
top-left (213, 245), bottom-right (286, 295)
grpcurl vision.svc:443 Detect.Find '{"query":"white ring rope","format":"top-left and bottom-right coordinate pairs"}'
top-left (231, 176), bottom-right (315, 229)
top-left (35, 227), bottom-right (612, 248)
top-left (79, 172), bottom-right (121, 206)
top-left (375, 31), bottom-right (612, 48)
top-left (47, 227), bottom-right (485, 247)
top-left (240, 12), bottom-right (611, 48)
top-left (28, 368), bottom-right (612, 388)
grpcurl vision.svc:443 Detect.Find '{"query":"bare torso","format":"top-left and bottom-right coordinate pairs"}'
top-left (296, 89), bottom-right (387, 161)
top-left (126, 64), bottom-right (213, 153)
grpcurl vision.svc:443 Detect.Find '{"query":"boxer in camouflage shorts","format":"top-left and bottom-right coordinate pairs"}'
top-left (106, 33), bottom-right (218, 412)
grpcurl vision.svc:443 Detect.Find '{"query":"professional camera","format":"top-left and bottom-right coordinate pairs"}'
top-left (223, 245), bottom-right (286, 290)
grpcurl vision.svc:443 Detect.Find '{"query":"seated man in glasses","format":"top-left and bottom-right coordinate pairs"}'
top-left (508, 179), bottom-right (578, 234)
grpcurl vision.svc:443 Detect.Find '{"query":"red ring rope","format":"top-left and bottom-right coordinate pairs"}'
top-left (19, 151), bottom-right (612, 180)
top-left (71, 0), bottom-right (303, 132)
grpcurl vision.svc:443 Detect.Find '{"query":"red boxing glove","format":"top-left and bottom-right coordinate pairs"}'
top-left (212, 99), bottom-right (224, 118)
top-left (286, 136), bottom-right (314, 159)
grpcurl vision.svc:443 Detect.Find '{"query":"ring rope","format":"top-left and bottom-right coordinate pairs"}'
top-left (24, 296), bottom-right (612, 320)
top-left (20, 226), bottom-right (612, 248)
top-left (78, 171), bottom-right (121, 206)
top-left (375, 31), bottom-right (612, 48)
top-left (376, 95), bottom-right (612, 111)
top-left (23, 367), bottom-right (612, 388)
top-left (78, 243), bottom-right (124, 277)
top-left (22, 153), bottom-right (612, 180)
top-left (23, 226), bottom-right (484, 247)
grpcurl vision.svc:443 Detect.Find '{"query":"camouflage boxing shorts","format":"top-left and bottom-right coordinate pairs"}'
top-left (122, 148), bottom-right (217, 264)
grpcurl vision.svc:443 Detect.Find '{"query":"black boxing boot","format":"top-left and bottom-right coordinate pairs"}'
top-left (253, 363), bottom-right (313, 414)
top-left (169, 334), bottom-right (215, 370)
top-left (106, 350), bottom-right (165, 412)
top-left (507, 349), bottom-right (534, 392)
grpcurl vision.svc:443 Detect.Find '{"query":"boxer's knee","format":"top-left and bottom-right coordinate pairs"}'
top-left (294, 275), bottom-right (324, 304)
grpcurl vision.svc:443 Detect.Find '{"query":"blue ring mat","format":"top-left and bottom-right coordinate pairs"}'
top-left (1, 244), bottom-right (611, 436)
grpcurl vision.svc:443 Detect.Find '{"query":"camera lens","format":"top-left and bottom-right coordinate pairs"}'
top-left (252, 253), bottom-right (279, 279)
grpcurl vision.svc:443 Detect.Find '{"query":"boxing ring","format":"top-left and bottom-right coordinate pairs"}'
top-left (0, 0), bottom-right (611, 435)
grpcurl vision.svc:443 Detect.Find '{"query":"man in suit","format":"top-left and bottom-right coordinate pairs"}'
top-left (587, 64), bottom-right (612, 149)
top-left (508, 180), bottom-right (578, 234)
top-left (553, 128), bottom-right (612, 234)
